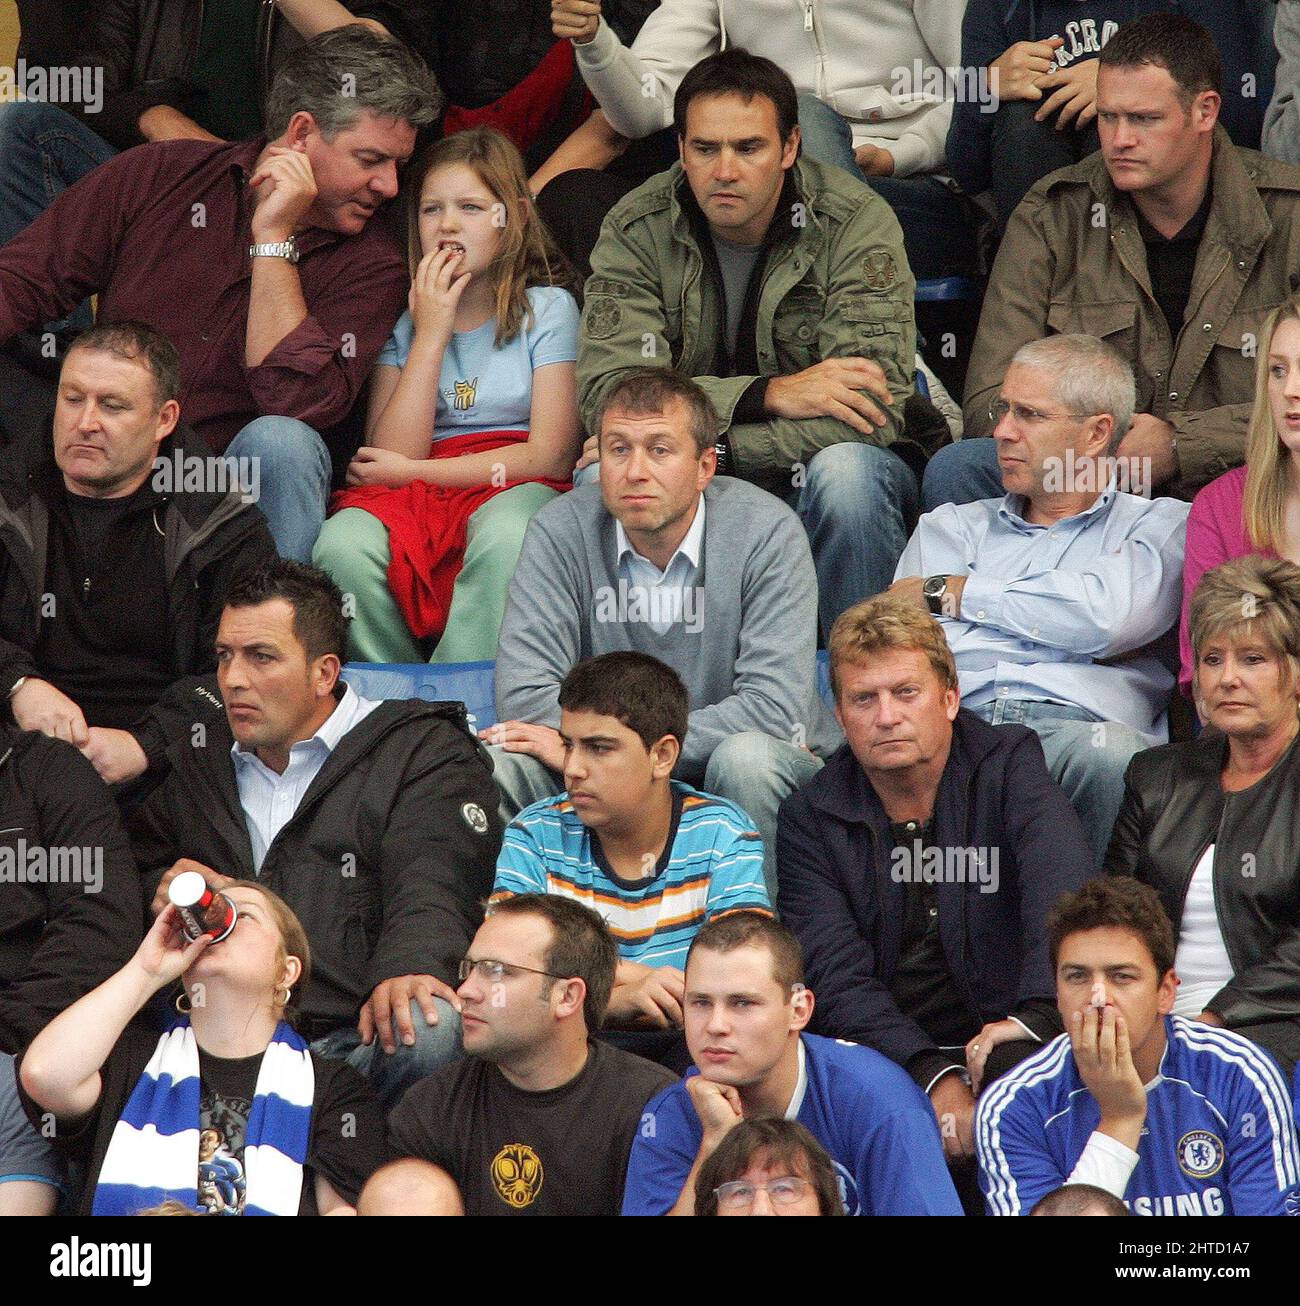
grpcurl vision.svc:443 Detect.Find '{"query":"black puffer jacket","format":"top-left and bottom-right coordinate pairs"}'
top-left (0, 723), bottom-right (142, 1054)
top-left (1105, 733), bottom-right (1300, 1029)
top-left (0, 419), bottom-right (276, 768)
top-left (128, 695), bottom-right (502, 1034)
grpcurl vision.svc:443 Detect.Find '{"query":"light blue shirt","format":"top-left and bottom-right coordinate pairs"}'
top-left (231, 683), bottom-right (382, 872)
top-left (614, 497), bottom-right (706, 636)
top-left (377, 285), bottom-right (578, 441)
top-left (896, 484), bottom-right (1189, 743)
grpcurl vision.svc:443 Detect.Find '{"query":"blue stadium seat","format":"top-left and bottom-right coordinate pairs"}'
top-left (915, 276), bottom-right (983, 303)
top-left (342, 661), bottom-right (498, 732)
top-left (344, 657), bottom-right (835, 730)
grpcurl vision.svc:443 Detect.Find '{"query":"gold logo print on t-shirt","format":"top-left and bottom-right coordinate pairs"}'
top-left (491, 1142), bottom-right (544, 1208)
top-left (453, 377), bottom-right (479, 411)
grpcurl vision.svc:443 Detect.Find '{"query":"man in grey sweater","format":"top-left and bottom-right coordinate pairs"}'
top-left (486, 369), bottom-right (841, 899)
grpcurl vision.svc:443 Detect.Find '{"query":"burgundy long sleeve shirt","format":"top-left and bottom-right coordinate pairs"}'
top-left (0, 137), bottom-right (408, 451)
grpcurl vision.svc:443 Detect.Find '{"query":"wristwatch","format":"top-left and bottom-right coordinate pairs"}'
top-left (922, 575), bottom-right (948, 616)
top-left (249, 238), bottom-right (299, 264)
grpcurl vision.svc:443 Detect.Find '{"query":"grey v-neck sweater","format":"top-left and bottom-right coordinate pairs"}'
top-left (496, 477), bottom-right (842, 777)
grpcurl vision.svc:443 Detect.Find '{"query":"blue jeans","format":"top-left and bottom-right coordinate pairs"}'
top-left (489, 734), bottom-right (824, 905)
top-left (921, 437), bottom-right (1003, 513)
top-left (989, 100), bottom-right (1099, 236)
top-left (796, 94), bottom-right (978, 281)
top-left (783, 442), bottom-right (919, 635)
top-left (226, 415), bottom-right (332, 562)
top-left (972, 698), bottom-right (1145, 870)
top-left (0, 101), bottom-right (116, 334)
top-left (311, 998), bottom-right (462, 1111)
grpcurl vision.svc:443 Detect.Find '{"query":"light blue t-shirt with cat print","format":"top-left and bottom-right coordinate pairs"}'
top-left (377, 284), bottom-right (579, 442)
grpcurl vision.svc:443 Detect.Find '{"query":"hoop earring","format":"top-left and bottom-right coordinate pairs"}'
top-left (175, 991), bottom-right (192, 1014)
top-left (276, 987), bottom-right (292, 1008)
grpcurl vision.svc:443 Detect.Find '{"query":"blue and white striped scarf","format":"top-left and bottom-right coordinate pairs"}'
top-left (92, 1019), bottom-right (314, 1217)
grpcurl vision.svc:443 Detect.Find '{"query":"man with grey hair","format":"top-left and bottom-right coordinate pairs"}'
top-left (0, 25), bottom-right (441, 562)
top-left (890, 334), bottom-right (1190, 865)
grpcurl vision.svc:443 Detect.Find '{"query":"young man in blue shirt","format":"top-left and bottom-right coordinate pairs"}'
top-left (493, 652), bottom-right (770, 1035)
top-left (977, 877), bottom-right (1300, 1216)
top-left (622, 912), bottom-right (962, 1215)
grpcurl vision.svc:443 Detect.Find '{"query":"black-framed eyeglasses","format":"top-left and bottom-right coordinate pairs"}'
top-left (457, 957), bottom-right (569, 984)
top-left (713, 1175), bottom-right (813, 1211)
top-left (989, 398), bottom-right (1094, 426)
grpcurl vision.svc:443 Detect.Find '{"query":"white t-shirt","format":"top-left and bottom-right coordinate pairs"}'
top-left (1173, 843), bottom-right (1235, 1016)
top-left (377, 284), bottom-right (579, 442)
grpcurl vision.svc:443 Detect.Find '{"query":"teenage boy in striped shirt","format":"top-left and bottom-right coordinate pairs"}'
top-left (491, 651), bottom-right (771, 1045)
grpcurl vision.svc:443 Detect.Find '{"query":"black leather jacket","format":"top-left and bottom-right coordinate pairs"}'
top-left (1104, 733), bottom-right (1300, 1029)
top-left (69, 0), bottom-right (430, 150)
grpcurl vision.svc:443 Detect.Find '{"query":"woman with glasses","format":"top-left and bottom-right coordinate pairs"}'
top-left (1180, 295), bottom-right (1300, 698)
top-left (695, 1118), bottom-right (843, 1216)
top-left (1106, 555), bottom-right (1300, 1077)
top-left (18, 883), bottom-right (386, 1215)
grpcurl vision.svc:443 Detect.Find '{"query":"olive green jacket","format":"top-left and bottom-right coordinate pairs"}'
top-left (577, 156), bottom-right (918, 480)
top-left (964, 128), bottom-right (1300, 498)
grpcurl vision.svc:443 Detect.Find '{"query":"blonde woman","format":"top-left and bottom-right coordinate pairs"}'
top-left (1180, 295), bottom-right (1300, 693)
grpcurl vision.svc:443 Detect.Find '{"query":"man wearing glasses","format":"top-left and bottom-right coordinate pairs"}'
top-left (890, 334), bottom-right (1189, 866)
top-left (923, 13), bottom-right (1300, 512)
top-left (386, 895), bottom-right (676, 1216)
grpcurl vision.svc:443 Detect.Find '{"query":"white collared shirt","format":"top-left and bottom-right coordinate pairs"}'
top-left (613, 498), bottom-right (706, 636)
top-left (231, 683), bottom-right (382, 872)
top-left (784, 1037), bottom-right (809, 1119)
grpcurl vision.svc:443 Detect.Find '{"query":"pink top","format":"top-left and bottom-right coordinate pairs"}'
top-left (1180, 465), bottom-right (1280, 693)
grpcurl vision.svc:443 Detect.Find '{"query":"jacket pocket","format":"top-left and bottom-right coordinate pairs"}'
top-left (1047, 298), bottom-right (1138, 350)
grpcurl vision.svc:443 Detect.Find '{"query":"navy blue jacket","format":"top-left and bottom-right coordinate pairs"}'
top-left (776, 710), bottom-right (1094, 1074)
top-left (946, 0), bottom-right (1276, 197)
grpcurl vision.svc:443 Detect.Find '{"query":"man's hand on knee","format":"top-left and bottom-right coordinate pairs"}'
top-left (480, 721), bottom-right (567, 773)
top-left (359, 974), bottom-right (461, 1055)
top-left (929, 1073), bottom-right (977, 1161)
top-left (765, 358), bottom-right (893, 437)
top-left (79, 727), bottom-right (148, 785)
top-left (11, 677), bottom-right (89, 746)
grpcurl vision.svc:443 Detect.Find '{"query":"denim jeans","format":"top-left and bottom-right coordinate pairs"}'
top-left (920, 436), bottom-right (1003, 513)
top-left (988, 100), bottom-right (1099, 236)
top-left (972, 698), bottom-right (1145, 869)
top-left (0, 101), bottom-right (116, 335)
top-left (226, 415), bottom-right (332, 562)
top-left (795, 94), bottom-right (978, 280)
top-left (488, 734), bottom-right (824, 905)
top-left (311, 997), bottom-right (463, 1111)
top-left (782, 442), bottom-right (920, 636)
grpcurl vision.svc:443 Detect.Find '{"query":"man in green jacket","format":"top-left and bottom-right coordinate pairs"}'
top-left (576, 49), bottom-right (925, 634)
top-left (925, 12), bottom-right (1300, 512)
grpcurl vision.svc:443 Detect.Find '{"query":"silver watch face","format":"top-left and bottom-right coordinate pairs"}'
top-left (923, 576), bottom-right (946, 598)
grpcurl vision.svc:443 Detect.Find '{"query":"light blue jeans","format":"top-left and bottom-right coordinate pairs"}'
top-left (795, 94), bottom-right (978, 280)
top-left (226, 415), bottom-right (332, 562)
top-left (311, 998), bottom-right (462, 1111)
top-left (972, 698), bottom-right (1146, 869)
top-left (921, 437), bottom-right (1003, 513)
top-left (488, 732), bottom-right (824, 905)
top-left (783, 442), bottom-right (920, 635)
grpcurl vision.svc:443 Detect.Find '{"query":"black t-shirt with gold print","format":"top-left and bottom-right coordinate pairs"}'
top-left (389, 1041), bottom-right (675, 1216)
